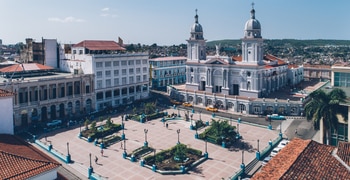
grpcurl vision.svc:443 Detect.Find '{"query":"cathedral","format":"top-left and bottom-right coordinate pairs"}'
top-left (185, 6), bottom-right (289, 98)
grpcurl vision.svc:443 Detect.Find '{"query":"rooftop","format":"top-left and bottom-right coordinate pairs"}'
top-left (73, 40), bottom-right (126, 51)
top-left (252, 138), bottom-right (350, 180)
top-left (0, 134), bottom-right (60, 180)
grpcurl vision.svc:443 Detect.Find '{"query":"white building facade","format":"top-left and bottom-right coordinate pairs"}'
top-left (185, 7), bottom-right (289, 99)
top-left (0, 89), bottom-right (14, 134)
top-left (62, 40), bottom-right (150, 111)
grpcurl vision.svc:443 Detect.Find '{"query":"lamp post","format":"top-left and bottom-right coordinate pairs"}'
top-left (279, 121), bottom-right (283, 138)
top-left (66, 142), bottom-right (71, 163)
top-left (190, 115), bottom-right (194, 130)
top-left (144, 129), bottom-right (148, 147)
top-left (199, 110), bottom-right (202, 121)
top-left (121, 122), bottom-right (125, 140)
top-left (88, 153), bottom-right (93, 178)
top-left (152, 149), bottom-right (157, 172)
top-left (67, 142), bottom-right (70, 155)
top-left (204, 137), bottom-right (208, 158)
top-left (256, 139), bottom-right (261, 160)
top-left (177, 129), bottom-right (181, 144)
top-left (240, 150), bottom-right (245, 174)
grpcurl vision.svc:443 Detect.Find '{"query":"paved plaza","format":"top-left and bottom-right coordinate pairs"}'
top-left (35, 108), bottom-right (279, 180)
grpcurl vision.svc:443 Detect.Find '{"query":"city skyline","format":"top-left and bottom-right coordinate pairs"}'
top-left (1, 0), bottom-right (350, 45)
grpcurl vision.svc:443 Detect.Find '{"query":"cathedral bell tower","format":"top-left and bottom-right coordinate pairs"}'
top-left (187, 9), bottom-right (207, 62)
top-left (241, 3), bottom-right (264, 65)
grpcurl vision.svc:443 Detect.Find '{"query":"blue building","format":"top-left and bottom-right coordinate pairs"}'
top-left (149, 56), bottom-right (187, 91)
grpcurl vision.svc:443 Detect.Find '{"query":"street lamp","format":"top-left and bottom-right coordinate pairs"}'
top-left (67, 142), bottom-right (70, 155)
top-left (144, 129), bottom-right (148, 147)
top-left (257, 139), bottom-right (260, 151)
top-left (154, 149), bottom-right (156, 165)
top-left (89, 153), bottom-right (92, 168)
top-left (199, 110), bottom-right (202, 121)
top-left (237, 123), bottom-right (240, 134)
top-left (177, 129), bottom-right (181, 144)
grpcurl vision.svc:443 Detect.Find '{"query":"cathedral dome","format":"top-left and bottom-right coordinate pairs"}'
top-left (244, 7), bottom-right (262, 38)
top-left (191, 14), bottom-right (203, 33)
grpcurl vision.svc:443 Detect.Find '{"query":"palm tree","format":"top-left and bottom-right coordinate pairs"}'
top-left (304, 88), bottom-right (348, 145)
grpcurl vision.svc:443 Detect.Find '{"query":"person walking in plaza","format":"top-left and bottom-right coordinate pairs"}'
top-left (101, 149), bottom-right (104, 157)
top-left (295, 129), bottom-right (298, 135)
top-left (95, 156), bottom-right (98, 164)
top-left (166, 123), bottom-right (168, 129)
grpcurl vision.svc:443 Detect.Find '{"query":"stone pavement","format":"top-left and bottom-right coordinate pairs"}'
top-left (34, 108), bottom-right (279, 180)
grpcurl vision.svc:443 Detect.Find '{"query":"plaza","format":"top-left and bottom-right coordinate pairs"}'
top-left (35, 107), bottom-right (279, 180)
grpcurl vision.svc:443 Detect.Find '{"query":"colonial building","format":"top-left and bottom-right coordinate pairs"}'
top-left (62, 40), bottom-right (149, 111)
top-left (303, 64), bottom-right (331, 81)
top-left (149, 56), bottom-right (187, 91)
top-left (185, 7), bottom-right (290, 99)
top-left (0, 89), bottom-right (14, 134)
top-left (168, 6), bottom-right (304, 116)
top-left (0, 63), bottom-right (95, 130)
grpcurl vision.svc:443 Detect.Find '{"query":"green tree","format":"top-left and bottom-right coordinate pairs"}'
top-left (304, 88), bottom-right (348, 145)
top-left (84, 119), bottom-right (90, 130)
top-left (91, 121), bottom-right (97, 133)
top-left (106, 117), bottom-right (112, 128)
top-left (174, 144), bottom-right (187, 163)
top-left (144, 102), bottom-right (156, 115)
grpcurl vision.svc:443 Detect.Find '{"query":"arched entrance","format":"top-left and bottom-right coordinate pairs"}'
top-left (67, 102), bottom-right (73, 118)
top-left (59, 103), bottom-right (65, 118)
top-left (31, 108), bottom-right (39, 124)
top-left (75, 100), bottom-right (81, 116)
top-left (50, 105), bottom-right (57, 120)
top-left (41, 107), bottom-right (48, 122)
top-left (21, 110), bottom-right (28, 127)
top-left (86, 99), bottom-right (92, 114)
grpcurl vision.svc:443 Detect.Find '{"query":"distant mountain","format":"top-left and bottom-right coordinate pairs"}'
top-left (207, 39), bottom-right (350, 47)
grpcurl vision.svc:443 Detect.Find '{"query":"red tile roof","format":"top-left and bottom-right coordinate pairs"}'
top-left (0, 63), bottom-right (53, 73)
top-left (252, 138), bottom-right (350, 180)
top-left (73, 40), bottom-right (126, 51)
top-left (232, 56), bottom-right (242, 62)
top-left (337, 141), bottom-right (350, 167)
top-left (0, 89), bottom-right (14, 97)
top-left (0, 134), bottom-right (60, 179)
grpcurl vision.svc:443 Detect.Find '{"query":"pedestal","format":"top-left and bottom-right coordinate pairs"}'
top-left (205, 121), bottom-right (209, 126)
top-left (123, 151), bottom-right (127, 159)
top-left (180, 165), bottom-right (185, 173)
top-left (144, 141), bottom-right (148, 147)
top-left (190, 125), bottom-right (194, 130)
top-left (212, 113), bottom-right (216, 118)
top-left (94, 139), bottom-right (97, 146)
top-left (78, 133), bottom-right (82, 138)
top-left (240, 163), bottom-right (245, 173)
top-left (122, 133), bottom-right (125, 140)
top-left (131, 155), bottom-right (135, 162)
top-left (152, 164), bottom-right (157, 172)
top-left (268, 124), bottom-right (272, 130)
top-left (279, 132), bottom-right (283, 138)
top-left (195, 133), bottom-right (199, 139)
top-left (88, 167), bottom-right (93, 178)
top-left (140, 160), bottom-right (144, 167)
top-left (87, 137), bottom-right (92, 142)
top-left (66, 154), bottom-right (71, 163)
top-left (222, 141), bottom-right (226, 148)
top-left (256, 151), bottom-right (261, 160)
top-left (100, 143), bottom-right (104, 149)
top-left (48, 144), bottom-right (52, 151)
top-left (238, 118), bottom-right (241, 123)
top-left (204, 152), bottom-right (208, 159)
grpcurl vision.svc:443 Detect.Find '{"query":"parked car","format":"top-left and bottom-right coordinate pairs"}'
top-left (266, 114), bottom-right (286, 121)
top-left (46, 120), bottom-right (62, 127)
top-left (170, 99), bottom-right (182, 105)
top-left (206, 106), bottom-right (218, 112)
top-left (277, 139), bottom-right (290, 149)
top-left (270, 147), bottom-right (282, 157)
top-left (182, 102), bottom-right (193, 107)
top-left (262, 156), bottom-right (272, 166)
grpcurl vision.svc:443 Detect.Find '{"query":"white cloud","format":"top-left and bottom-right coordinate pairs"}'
top-left (100, 13), bottom-right (109, 17)
top-left (48, 16), bottom-right (86, 23)
top-left (101, 7), bottom-right (109, 12)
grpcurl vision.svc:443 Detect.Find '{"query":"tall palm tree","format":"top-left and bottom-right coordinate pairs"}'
top-left (304, 88), bottom-right (348, 145)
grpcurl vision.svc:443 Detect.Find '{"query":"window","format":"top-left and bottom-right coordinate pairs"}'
top-left (96, 62), bottom-right (103, 68)
top-left (121, 61), bottom-right (127, 66)
top-left (136, 68), bottom-right (141, 74)
top-left (129, 77), bottom-right (134, 84)
top-left (143, 75), bottom-right (147, 81)
top-left (142, 60), bottom-right (147, 64)
top-left (136, 76), bottom-right (141, 82)
top-left (113, 89), bottom-right (120, 97)
top-left (73, 50), bottom-right (76, 54)
top-left (136, 60), bottom-right (141, 65)
top-left (129, 68), bottom-right (134, 74)
top-left (114, 70), bottom-right (119, 76)
top-left (105, 61), bottom-right (111, 67)
top-left (106, 79), bottom-right (111, 87)
top-left (122, 69), bottom-right (127, 75)
top-left (113, 61), bottom-right (119, 66)
top-left (105, 70), bottom-right (111, 77)
top-left (143, 67), bottom-right (147, 73)
top-left (128, 60), bottom-right (134, 65)
top-left (114, 78), bottom-right (119, 85)
top-left (97, 80), bottom-right (102, 88)
top-left (79, 50), bottom-right (83, 54)
top-left (122, 77), bottom-right (127, 85)
top-left (97, 71), bottom-right (103, 78)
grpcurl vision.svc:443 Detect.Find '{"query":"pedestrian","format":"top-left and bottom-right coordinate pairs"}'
top-left (101, 149), bottom-right (104, 156)
top-left (295, 129), bottom-right (298, 135)
top-left (120, 142), bottom-right (123, 149)
top-left (166, 123), bottom-right (168, 129)
top-left (95, 156), bottom-right (98, 164)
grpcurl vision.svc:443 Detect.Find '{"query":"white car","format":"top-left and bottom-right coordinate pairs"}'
top-left (262, 156), bottom-right (272, 166)
top-left (270, 147), bottom-right (282, 157)
top-left (47, 120), bottom-right (62, 127)
top-left (277, 139), bottom-right (290, 149)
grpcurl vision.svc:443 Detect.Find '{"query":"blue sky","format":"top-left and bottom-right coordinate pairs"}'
top-left (1, 0), bottom-right (349, 45)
